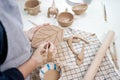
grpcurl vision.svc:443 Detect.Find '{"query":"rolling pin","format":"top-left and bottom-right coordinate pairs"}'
top-left (83, 31), bottom-right (115, 80)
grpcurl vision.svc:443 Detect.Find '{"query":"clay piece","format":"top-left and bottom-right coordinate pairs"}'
top-left (76, 35), bottom-right (89, 44)
top-left (44, 70), bottom-right (60, 80)
top-left (64, 35), bottom-right (89, 44)
top-left (31, 25), bottom-right (63, 48)
top-left (64, 36), bottom-right (85, 65)
top-left (64, 36), bottom-right (80, 43)
top-left (39, 63), bottom-right (62, 80)
top-left (76, 44), bottom-right (84, 66)
top-left (47, 0), bottom-right (59, 18)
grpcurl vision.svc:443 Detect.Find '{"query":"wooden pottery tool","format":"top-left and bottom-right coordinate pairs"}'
top-left (64, 36), bottom-right (85, 66)
top-left (104, 3), bottom-right (107, 22)
top-left (46, 42), bottom-right (55, 63)
top-left (112, 42), bottom-right (119, 69)
top-left (109, 42), bottom-right (119, 69)
top-left (47, 0), bottom-right (59, 18)
top-left (83, 31), bottom-right (115, 80)
top-left (24, 0), bottom-right (41, 15)
top-left (28, 20), bottom-right (38, 26)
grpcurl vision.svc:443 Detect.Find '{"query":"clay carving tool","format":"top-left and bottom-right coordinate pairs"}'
top-left (28, 20), bottom-right (38, 26)
top-left (104, 3), bottom-right (107, 22)
top-left (46, 42), bottom-right (54, 62)
top-left (44, 42), bottom-right (53, 63)
top-left (41, 42), bottom-right (50, 65)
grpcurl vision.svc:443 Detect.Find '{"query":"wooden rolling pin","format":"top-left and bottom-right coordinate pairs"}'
top-left (83, 31), bottom-right (115, 80)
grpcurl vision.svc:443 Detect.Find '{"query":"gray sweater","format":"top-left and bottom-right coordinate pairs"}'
top-left (0, 0), bottom-right (32, 78)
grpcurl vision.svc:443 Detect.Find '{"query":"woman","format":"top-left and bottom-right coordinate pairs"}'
top-left (0, 0), bottom-right (56, 80)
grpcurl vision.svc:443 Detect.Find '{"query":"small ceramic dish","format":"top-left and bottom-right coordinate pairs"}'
top-left (72, 3), bottom-right (88, 15)
top-left (39, 63), bottom-right (62, 80)
top-left (66, 0), bottom-right (83, 6)
top-left (57, 10), bottom-right (74, 27)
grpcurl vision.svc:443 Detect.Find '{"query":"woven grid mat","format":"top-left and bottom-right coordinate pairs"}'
top-left (55, 28), bottom-right (120, 80)
top-left (30, 28), bottom-right (120, 80)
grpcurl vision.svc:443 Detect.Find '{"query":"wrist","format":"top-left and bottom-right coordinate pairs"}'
top-left (30, 56), bottom-right (39, 64)
top-left (18, 57), bottom-right (38, 78)
top-left (30, 56), bottom-right (43, 66)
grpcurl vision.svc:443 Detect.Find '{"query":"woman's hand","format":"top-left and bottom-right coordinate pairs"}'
top-left (25, 23), bottom-right (50, 41)
top-left (31, 41), bottom-right (57, 66)
top-left (18, 41), bottom-right (56, 78)
top-left (31, 42), bottom-right (48, 65)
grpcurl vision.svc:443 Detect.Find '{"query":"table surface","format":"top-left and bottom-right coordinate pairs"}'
top-left (17, 0), bottom-right (120, 71)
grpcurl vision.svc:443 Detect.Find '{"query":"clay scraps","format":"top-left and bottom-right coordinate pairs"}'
top-left (64, 35), bottom-right (89, 44)
top-left (64, 35), bottom-right (86, 66)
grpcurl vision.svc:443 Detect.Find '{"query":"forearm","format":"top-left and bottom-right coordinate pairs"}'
top-left (0, 68), bottom-right (24, 80)
top-left (18, 57), bottom-right (38, 78)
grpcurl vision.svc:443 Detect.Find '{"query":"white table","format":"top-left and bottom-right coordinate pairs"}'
top-left (17, 0), bottom-right (120, 70)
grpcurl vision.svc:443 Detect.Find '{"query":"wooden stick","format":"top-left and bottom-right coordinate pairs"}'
top-left (104, 4), bottom-right (107, 22)
top-left (28, 20), bottom-right (38, 26)
top-left (83, 31), bottom-right (115, 80)
top-left (107, 42), bottom-right (119, 69)
top-left (112, 42), bottom-right (119, 69)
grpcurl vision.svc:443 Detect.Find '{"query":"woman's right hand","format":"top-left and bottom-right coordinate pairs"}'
top-left (18, 41), bottom-right (56, 78)
top-left (31, 41), bottom-right (56, 66)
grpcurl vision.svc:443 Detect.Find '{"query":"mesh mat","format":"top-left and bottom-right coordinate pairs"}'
top-left (30, 28), bottom-right (120, 80)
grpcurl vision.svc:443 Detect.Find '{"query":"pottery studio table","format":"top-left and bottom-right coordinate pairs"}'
top-left (17, 0), bottom-right (120, 73)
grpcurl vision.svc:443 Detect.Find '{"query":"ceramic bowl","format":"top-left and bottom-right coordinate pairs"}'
top-left (57, 11), bottom-right (74, 27)
top-left (72, 3), bottom-right (88, 15)
top-left (39, 63), bottom-right (62, 80)
top-left (66, 0), bottom-right (83, 6)
top-left (24, 0), bottom-right (40, 15)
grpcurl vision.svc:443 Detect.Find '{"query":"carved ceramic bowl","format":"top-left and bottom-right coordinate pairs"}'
top-left (39, 63), bottom-right (62, 80)
top-left (57, 11), bottom-right (74, 27)
top-left (24, 0), bottom-right (40, 15)
top-left (72, 3), bottom-right (88, 15)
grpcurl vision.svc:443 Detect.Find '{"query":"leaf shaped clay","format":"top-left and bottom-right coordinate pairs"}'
top-left (32, 25), bottom-right (63, 48)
